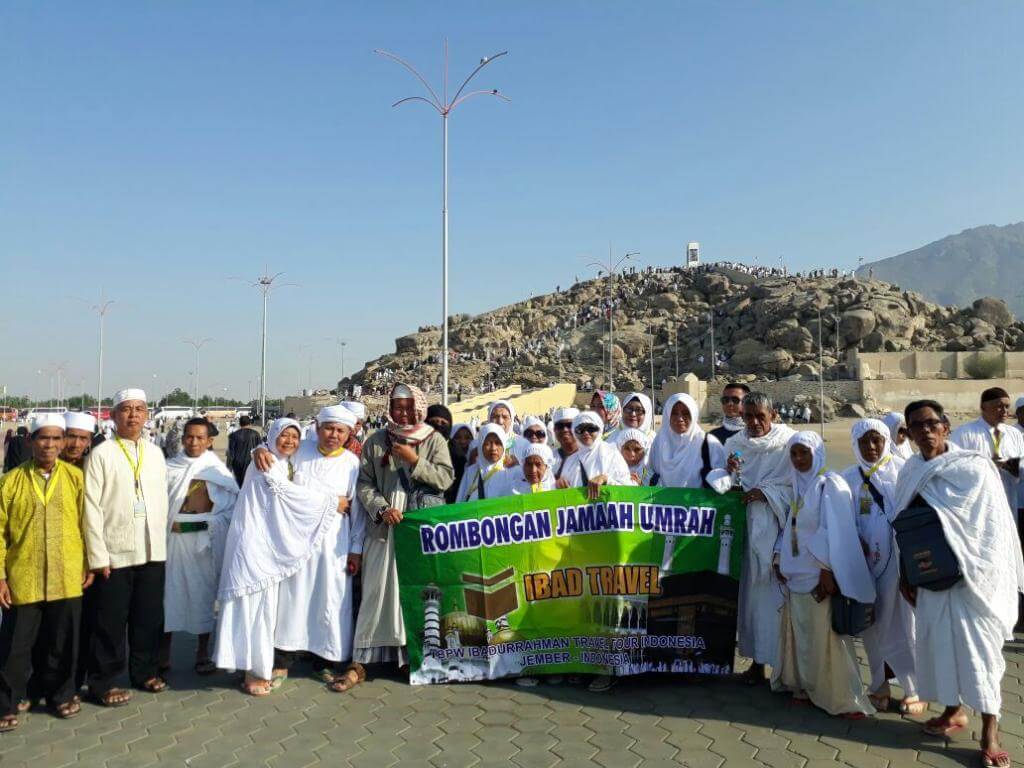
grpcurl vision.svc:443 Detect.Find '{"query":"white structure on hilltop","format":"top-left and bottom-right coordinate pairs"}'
top-left (686, 242), bottom-right (700, 267)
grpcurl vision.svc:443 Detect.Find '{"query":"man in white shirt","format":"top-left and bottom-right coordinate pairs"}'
top-left (950, 387), bottom-right (1023, 513)
top-left (82, 389), bottom-right (169, 706)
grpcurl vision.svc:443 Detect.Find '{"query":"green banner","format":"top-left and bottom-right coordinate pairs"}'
top-left (396, 485), bottom-right (746, 685)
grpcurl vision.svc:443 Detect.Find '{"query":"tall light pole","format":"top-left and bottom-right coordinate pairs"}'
top-left (324, 338), bottom-right (348, 387)
top-left (709, 311), bottom-right (717, 381)
top-left (673, 326), bottom-right (680, 379)
top-left (648, 326), bottom-right (656, 409)
top-left (237, 271), bottom-right (294, 427)
top-left (183, 337), bottom-right (212, 412)
top-left (376, 41), bottom-right (510, 406)
top-left (80, 293), bottom-right (114, 419)
top-left (586, 248), bottom-right (638, 391)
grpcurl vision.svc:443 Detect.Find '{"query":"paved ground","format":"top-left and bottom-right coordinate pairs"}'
top-left (4, 633), bottom-right (1024, 768)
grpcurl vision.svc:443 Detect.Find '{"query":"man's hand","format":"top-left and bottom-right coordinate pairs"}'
top-left (391, 442), bottom-right (418, 466)
top-left (91, 566), bottom-right (112, 580)
top-left (818, 569), bottom-right (838, 597)
top-left (336, 497), bottom-right (350, 515)
top-left (0, 580), bottom-right (11, 609)
top-left (346, 554), bottom-right (362, 576)
top-left (742, 488), bottom-right (767, 505)
top-left (253, 446), bottom-right (275, 472)
top-left (82, 571), bottom-right (95, 590)
top-left (382, 508), bottom-right (404, 526)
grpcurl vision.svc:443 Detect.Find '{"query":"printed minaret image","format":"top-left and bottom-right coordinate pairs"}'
top-left (659, 533), bottom-right (676, 574)
top-left (717, 514), bottom-right (734, 576)
top-left (422, 585), bottom-right (443, 658)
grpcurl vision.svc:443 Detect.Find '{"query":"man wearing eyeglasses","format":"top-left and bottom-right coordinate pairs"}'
top-left (710, 382), bottom-right (751, 445)
top-left (550, 407), bottom-right (580, 486)
top-left (950, 387), bottom-right (1024, 513)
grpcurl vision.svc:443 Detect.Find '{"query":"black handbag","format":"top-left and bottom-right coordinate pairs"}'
top-left (830, 594), bottom-right (875, 636)
top-left (892, 498), bottom-right (962, 591)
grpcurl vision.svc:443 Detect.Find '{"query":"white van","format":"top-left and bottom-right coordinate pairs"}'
top-left (152, 406), bottom-right (194, 423)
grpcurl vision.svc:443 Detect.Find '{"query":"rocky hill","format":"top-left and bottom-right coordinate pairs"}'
top-left (857, 222), bottom-right (1024, 317)
top-left (343, 264), bottom-right (1024, 397)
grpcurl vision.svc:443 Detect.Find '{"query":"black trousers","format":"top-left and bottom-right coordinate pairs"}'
top-left (85, 561), bottom-right (165, 695)
top-left (0, 597), bottom-right (82, 715)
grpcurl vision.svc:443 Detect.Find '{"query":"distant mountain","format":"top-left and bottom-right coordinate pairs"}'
top-left (858, 222), bottom-right (1024, 318)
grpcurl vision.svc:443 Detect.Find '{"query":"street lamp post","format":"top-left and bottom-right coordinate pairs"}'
top-left (376, 41), bottom-right (509, 406)
top-left (183, 338), bottom-right (212, 412)
top-left (586, 248), bottom-right (638, 392)
top-left (648, 327), bottom-right (656, 409)
top-left (324, 338), bottom-right (348, 388)
top-left (816, 309), bottom-right (826, 437)
top-left (709, 311), bottom-right (717, 381)
top-left (237, 271), bottom-right (294, 427)
top-left (82, 293), bottom-right (114, 420)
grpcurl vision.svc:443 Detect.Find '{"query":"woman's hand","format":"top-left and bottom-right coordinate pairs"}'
top-left (336, 497), bottom-right (350, 515)
top-left (391, 442), bottom-right (418, 467)
top-left (382, 508), bottom-right (404, 526)
top-left (555, 477), bottom-right (570, 490)
top-left (253, 446), bottom-right (275, 472)
top-left (741, 488), bottom-right (767, 505)
top-left (587, 474), bottom-right (608, 500)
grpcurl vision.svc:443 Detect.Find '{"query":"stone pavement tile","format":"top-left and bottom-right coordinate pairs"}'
top-left (181, 749), bottom-right (241, 768)
top-left (267, 747), bottom-right (324, 768)
top-left (672, 747), bottom-right (726, 767)
top-left (312, 740), bottom-right (359, 764)
top-left (155, 740), bottom-right (207, 763)
top-left (753, 748), bottom-right (807, 768)
top-left (391, 738), bottom-right (442, 763)
top-left (628, 737), bottom-right (678, 761)
top-left (511, 729), bottom-right (557, 751)
top-left (708, 738), bottom-right (758, 762)
top-left (550, 738), bottom-right (599, 762)
top-left (122, 733), bottom-right (179, 754)
top-left (591, 749), bottom-right (643, 768)
top-left (325, 723), bottom-right (371, 744)
top-left (404, 709), bottom-right (446, 728)
top-left (837, 750), bottom-right (890, 768)
top-left (785, 738), bottom-right (840, 761)
top-left (509, 746), bottom-right (559, 768)
top-left (915, 748), bottom-right (978, 768)
top-left (512, 716), bottom-right (556, 735)
top-left (740, 730), bottom-right (791, 751)
top-left (547, 706), bottom-right (589, 726)
top-left (101, 754), bottom-right (159, 768)
top-left (435, 731), bottom-right (483, 752)
top-left (427, 747), bottom-right (480, 768)
top-left (472, 710), bottom-right (515, 728)
top-left (349, 747), bottom-right (400, 768)
top-left (588, 730), bottom-right (637, 753)
top-left (664, 730), bottom-right (713, 751)
top-left (697, 720), bottom-right (749, 742)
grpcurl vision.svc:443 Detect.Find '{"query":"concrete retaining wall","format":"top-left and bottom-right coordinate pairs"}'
top-left (704, 380), bottom-right (864, 419)
top-left (862, 378), bottom-right (1024, 414)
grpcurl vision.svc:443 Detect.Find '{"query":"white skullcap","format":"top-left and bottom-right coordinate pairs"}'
top-left (521, 442), bottom-right (554, 466)
top-left (552, 407), bottom-right (580, 424)
top-left (1016, 396), bottom-right (1024, 412)
top-left (317, 405), bottom-right (356, 427)
top-left (30, 413), bottom-right (66, 434)
top-left (113, 388), bottom-right (147, 407)
top-left (341, 401), bottom-right (366, 420)
top-left (64, 412), bottom-right (97, 433)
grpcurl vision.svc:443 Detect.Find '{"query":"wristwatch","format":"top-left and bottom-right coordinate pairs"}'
top-left (376, 505), bottom-right (389, 523)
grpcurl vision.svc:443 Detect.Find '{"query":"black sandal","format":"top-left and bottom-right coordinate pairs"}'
top-left (53, 699), bottom-right (81, 719)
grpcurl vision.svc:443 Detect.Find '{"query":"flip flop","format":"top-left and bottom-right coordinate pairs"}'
top-left (95, 688), bottom-right (132, 707)
top-left (241, 679), bottom-right (273, 697)
top-left (0, 715), bottom-right (19, 733)
top-left (140, 677), bottom-right (168, 694)
top-left (53, 700), bottom-right (81, 719)
top-left (922, 717), bottom-right (967, 737)
top-left (981, 748), bottom-right (1011, 767)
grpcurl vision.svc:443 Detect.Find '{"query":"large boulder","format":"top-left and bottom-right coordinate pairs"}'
top-left (839, 309), bottom-right (876, 343)
top-left (972, 297), bottom-right (1014, 328)
top-left (395, 329), bottom-right (441, 354)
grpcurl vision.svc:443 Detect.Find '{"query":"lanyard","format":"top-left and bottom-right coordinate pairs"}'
top-left (468, 463), bottom-right (502, 498)
top-left (530, 482), bottom-right (543, 494)
top-left (29, 462), bottom-right (60, 507)
top-left (859, 454), bottom-right (892, 514)
top-left (790, 468), bottom-right (825, 556)
top-left (114, 436), bottom-right (144, 497)
top-left (318, 445), bottom-right (347, 458)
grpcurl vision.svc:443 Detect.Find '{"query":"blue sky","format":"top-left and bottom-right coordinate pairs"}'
top-left (2, 1), bottom-right (1022, 399)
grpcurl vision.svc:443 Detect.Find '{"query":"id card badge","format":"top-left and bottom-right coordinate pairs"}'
top-left (133, 498), bottom-right (147, 519)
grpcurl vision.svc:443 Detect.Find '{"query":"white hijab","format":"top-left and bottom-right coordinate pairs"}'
top-left (617, 427), bottom-right (652, 484)
top-left (499, 443), bottom-right (556, 496)
top-left (457, 423), bottom-right (508, 501)
top-left (217, 419), bottom-right (337, 601)
top-left (649, 393), bottom-right (706, 488)
top-left (882, 411), bottom-right (914, 460)
top-left (848, 418), bottom-right (904, 517)
top-left (788, 431), bottom-right (876, 604)
top-left (559, 411), bottom-right (633, 487)
top-left (619, 392), bottom-right (654, 436)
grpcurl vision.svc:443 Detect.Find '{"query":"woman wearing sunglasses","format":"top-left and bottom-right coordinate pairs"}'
top-left (614, 392), bottom-right (656, 446)
top-left (555, 411), bottom-right (633, 499)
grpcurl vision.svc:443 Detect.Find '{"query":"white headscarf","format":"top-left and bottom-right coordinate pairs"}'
top-left (649, 393), bottom-right (707, 488)
top-left (881, 411), bottom-right (913, 459)
top-left (617, 427), bottom-right (651, 482)
top-left (620, 392), bottom-right (654, 435)
top-left (849, 418), bottom-right (904, 513)
top-left (487, 400), bottom-right (520, 451)
top-left (558, 411), bottom-right (633, 487)
top-left (267, 418), bottom-right (302, 457)
top-left (496, 443), bottom-right (555, 496)
top-left (451, 423), bottom-right (476, 441)
top-left (456, 423), bottom-right (508, 501)
top-left (787, 430), bottom-right (876, 604)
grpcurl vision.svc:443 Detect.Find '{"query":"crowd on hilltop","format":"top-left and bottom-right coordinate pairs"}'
top-left (2, 381), bottom-right (1023, 766)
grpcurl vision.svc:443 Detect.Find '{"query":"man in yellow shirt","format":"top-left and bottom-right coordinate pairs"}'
top-left (0, 414), bottom-right (91, 731)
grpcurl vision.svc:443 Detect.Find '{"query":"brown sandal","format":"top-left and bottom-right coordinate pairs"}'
top-left (242, 675), bottom-right (273, 696)
top-left (96, 688), bottom-right (133, 707)
top-left (327, 663), bottom-right (366, 693)
top-left (140, 677), bottom-right (168, 694)
top-left (53, 699), bottom-right (81, 719)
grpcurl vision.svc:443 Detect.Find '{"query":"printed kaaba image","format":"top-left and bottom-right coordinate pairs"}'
top-left (646, 570), bottom-right (738, 672)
